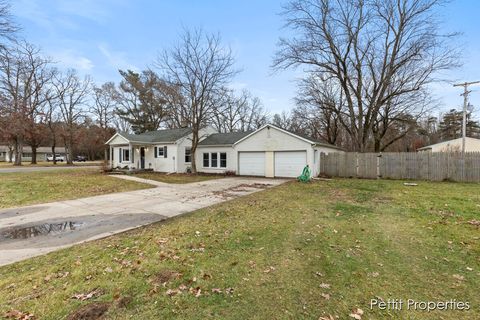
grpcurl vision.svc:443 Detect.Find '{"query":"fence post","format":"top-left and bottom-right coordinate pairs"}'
top-left (355, 153), bottom-right (359, 178)
top-left (377, 153), bottom-right (382, 179)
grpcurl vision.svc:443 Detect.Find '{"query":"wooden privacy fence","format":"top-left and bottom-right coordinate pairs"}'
top-left (320, 152), bottom-right (480, 182)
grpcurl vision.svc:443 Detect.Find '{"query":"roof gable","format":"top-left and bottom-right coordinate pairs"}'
top-left (233, 124), bottom-right (341, 149)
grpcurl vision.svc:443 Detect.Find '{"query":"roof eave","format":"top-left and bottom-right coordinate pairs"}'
top-left (313, 143), bottom-right (345, 151)
top-left (198, 144), bottom-right (233, 147)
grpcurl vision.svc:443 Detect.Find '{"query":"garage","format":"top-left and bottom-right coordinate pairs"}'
top-left (274, 151), bottom-right (307, 177)
top-left (238, 152), bottom-right (265, 176)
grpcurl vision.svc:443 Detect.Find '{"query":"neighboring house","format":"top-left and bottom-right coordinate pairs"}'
top-left (0, 146), bottom-right (66, 162)
top-left (417, 137), bottom-right (480, 152)
top-left (106, 124), bottom-right (343, 178)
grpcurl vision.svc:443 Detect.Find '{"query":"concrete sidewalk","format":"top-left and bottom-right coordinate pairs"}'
top-left (0, 176), bottom-right (285, 266)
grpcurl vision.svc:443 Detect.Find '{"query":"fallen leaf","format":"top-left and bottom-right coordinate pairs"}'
top-left (319, 315), bottom-right (335, 320)
top-left (467, 220), bottom-right (480, 226)
top-left (156, 238), bottom-right (168, 244)
top-left (178, 284), bottom-right (188, 291)
top-left (211, 288), bottom-right (222, 294)
top-left (321, 293), bottom-right (330, 300)
top-left (263, 266), bottom-right (276, 273)
top-left (319, 283), bottom-right (331, 289)
top-left (453, 274), bottom-right (464, 281)
top-left (104, 267), bottom-right (113, 273)
top-left (225, 287), bottom-right (234, 295)
top-left (71, 288), bottom-right (104, 301)
top-left (349, 307), bottom-right (364, 319)
top-left (166, 289), bottom-right (180, 296)
top-left (189, 286), bottom-right (202, 297)
top-left (466, 267), bottom-right (473, 271)
top-left (4, 310), bottom-right (36, 320)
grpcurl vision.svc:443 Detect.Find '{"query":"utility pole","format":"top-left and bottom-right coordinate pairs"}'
top-left (453, 81), bottom-right (480, 181)
top-left (453, 81), bottom-right (480, 155)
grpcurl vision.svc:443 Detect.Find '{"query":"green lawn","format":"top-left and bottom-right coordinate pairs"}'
top-left (133, 172), bottom-right (224, 184)
top-left (0, 179), bottom-right (479, 319)
top-left (0, 169), bottom-right (151, 208)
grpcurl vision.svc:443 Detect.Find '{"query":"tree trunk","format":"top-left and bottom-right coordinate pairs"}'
top-left (14, 139), bottom-right (23, 166)
top-left (31, 145), bottom-right (37, 164)
top-left (7, 146), bottom-right (13, 163)
top-left (66, 139), bottom-right (73, 165)
top-left (51, 145), bottom-right (57, 165)
top-left (190, 127), bottom-right (199, 173)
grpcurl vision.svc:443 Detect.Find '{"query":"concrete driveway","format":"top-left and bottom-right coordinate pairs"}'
top-left (0, 165), bottom-right (100, 173)
top-left (0, 176), bottom-right (285, 266)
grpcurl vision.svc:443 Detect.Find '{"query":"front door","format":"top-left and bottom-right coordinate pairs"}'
top-left (140, 147), bottom-right (145, 169)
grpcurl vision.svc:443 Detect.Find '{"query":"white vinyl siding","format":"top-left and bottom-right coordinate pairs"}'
top-left (274, 151), bottom-right (307, 177)
top-left (238, 152), bottom-right (265, 176)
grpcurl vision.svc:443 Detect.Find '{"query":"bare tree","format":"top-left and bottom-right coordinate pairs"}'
top-left (92, 82), bottom-right (116, 130)
top-left (0, 42), bottom-right (52, 165)
top-left (272, 111), bottom-right (293, 130)
top-left (211, 88), bottom-right (268, 132)
top-left (294, 75), bottom-right (344, 145)
top-left (156, 28), bottom-right (238, 173)
top-left (91, 82), bottom-right (117, 160)
top-left (52, 69), bottom-right (91, 164)
top-left (45, 87), bottom-right (61, 165)
top-left (0, 1), bottom-right (17, 49)
top-left (274, 0), bottom-right (459, 152)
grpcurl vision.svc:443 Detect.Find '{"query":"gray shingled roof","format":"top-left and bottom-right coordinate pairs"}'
top-left (199, 131), bottom-right (253, 146)
top-left (119, 127), bottom-right (192, 143)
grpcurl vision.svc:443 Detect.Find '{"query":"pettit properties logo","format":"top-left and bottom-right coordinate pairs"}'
top-left (370, 298), bottom-right (471, 312)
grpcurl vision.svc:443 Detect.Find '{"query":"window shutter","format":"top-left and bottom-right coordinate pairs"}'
top-left (154, 147), bottom-right (157, 158)
top-left (119, 148), bottom-right (122, 162)
top-left (131, 147), bottom-right (134, 163)
top-left (164, 146), bottom-right (167, 158)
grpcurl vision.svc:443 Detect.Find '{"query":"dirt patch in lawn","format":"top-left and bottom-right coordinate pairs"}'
top-left (152, 270), bottom-right (182, 284)
top-left (67, 302), bottom-right (110, 320)
top-left (212, 183), bottom-right (273, 199)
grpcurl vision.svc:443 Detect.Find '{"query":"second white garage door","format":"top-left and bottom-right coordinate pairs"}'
top-left (274, 151), bottom-right (307, 177)
top-left (238, 152), bottom-right (265, 176)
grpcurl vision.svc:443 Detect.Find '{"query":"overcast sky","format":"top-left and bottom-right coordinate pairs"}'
top-left (12, 0), bottom-right (480, 118)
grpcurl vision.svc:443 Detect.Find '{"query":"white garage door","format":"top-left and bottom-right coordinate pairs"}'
top-left (239, 152), bottom-right (265, 176)
top-left (274, 151), bottom-right (307, 177)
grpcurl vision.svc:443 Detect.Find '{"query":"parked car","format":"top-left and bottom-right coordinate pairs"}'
top-left (74, 155), bottom-right (87, 162)
top-left (46, 154), bottom-right (65, 162)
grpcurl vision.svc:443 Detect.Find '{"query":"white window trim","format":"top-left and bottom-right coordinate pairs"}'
top-left (202, 152), bottom-right (227, 169)
top-left (120, 147), bottom-right (131, 163)
top-left (185, 147), bottom-right (192, 163)
top-left (157, 147), bottom-right (164, 157)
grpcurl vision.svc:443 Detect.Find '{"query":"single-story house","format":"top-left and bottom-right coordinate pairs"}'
top-left (0, 146), bottom-right (66, 162)
top-left (106, 124), bottom-right (343, 178)
top-left (417, 137), bottom-right (480, 152)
